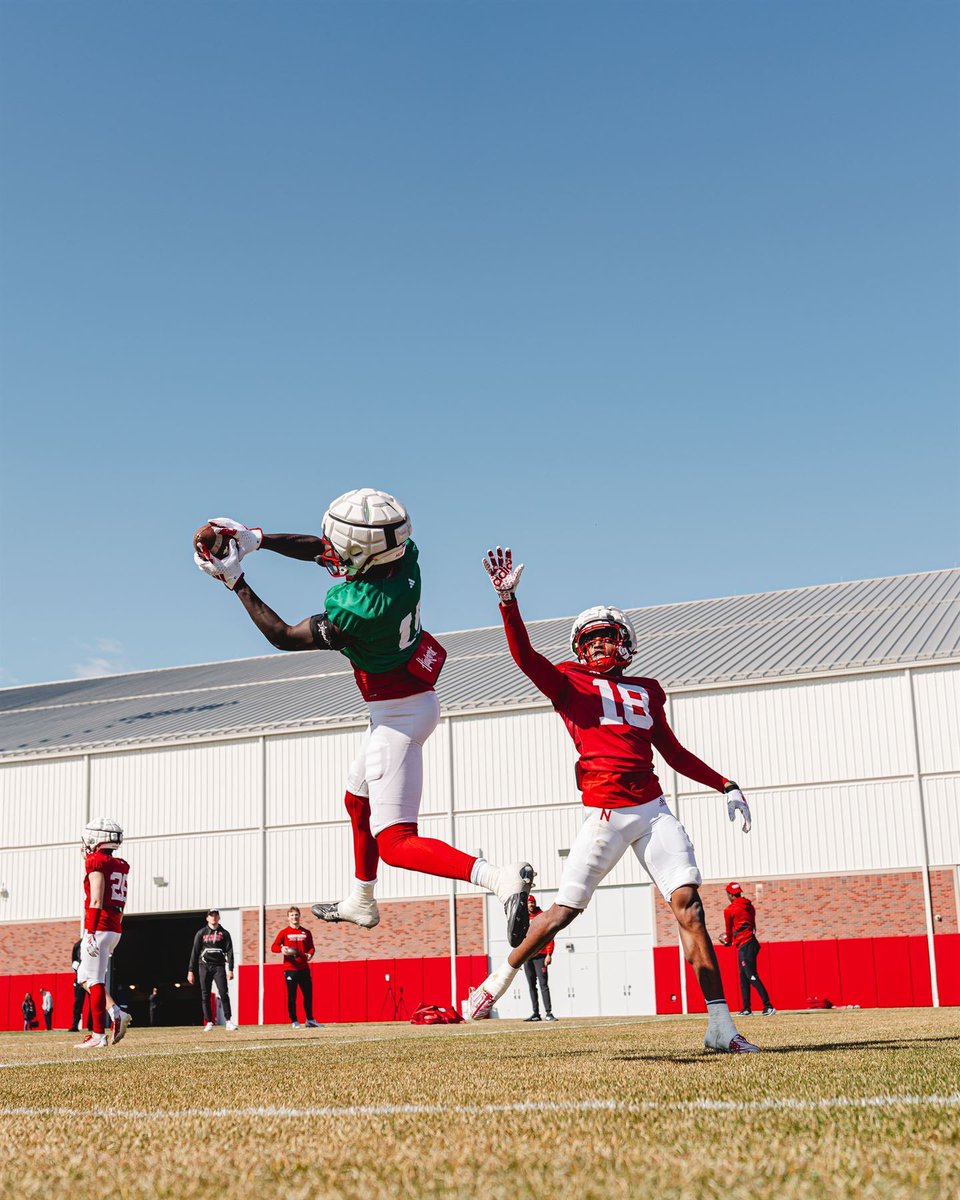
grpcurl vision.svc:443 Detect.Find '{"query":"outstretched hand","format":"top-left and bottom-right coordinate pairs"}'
top-left (194, 539), bottom-right (245, 590)
top-left (725, 785), bottom-right (752, 834)
top-left (208, 517), bottom-right (263, 560)
top-left (482, 546), bottom-right (524, 602)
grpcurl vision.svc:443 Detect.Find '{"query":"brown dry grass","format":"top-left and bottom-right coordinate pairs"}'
top-left (2, 1008), bottom-right (958, 1199)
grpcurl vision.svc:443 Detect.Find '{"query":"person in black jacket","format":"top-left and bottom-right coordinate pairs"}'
top-left (69, 938), bottom-right (93, 1032)
top-left (22, 992), bottom-right (36, 1031)
top-left (187, 909), bottom-right (237, 1031)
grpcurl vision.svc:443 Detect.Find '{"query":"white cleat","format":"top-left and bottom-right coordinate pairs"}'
top-left (225, 1021), bottom-right (238, 1031)
top-left (466, 970), bottom-right (511, 1021)
top-left (111, 1009), bottom-right (133, 1045)
top-left (75, 1033), bottom-right (108, 1050)
top-left (312, 895), bottom-right (380, 930)
top-left (203, 1021), bottom-right (215, 1032)
top-left (704, 1029), bottom-right (761, 1053)
top-left (492, 862), bottom-right (536, 947)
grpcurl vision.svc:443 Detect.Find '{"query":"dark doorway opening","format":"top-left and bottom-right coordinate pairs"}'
top-left (111, 911), bottom-right (207, 1028)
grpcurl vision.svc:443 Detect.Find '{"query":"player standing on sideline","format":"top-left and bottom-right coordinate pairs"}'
top-left (720, 882), bottom-right (775, 1016)
top-left (75, 818), bottom-right (132, 1049)
top-left (193, 490), bottom-right (535, 947)
top-left (187, 910), bottom-right (237, 1031)
top-left (271, 907), bottom-right (322, 1028)
top-left (467, 549), bottom-right (760, 1053)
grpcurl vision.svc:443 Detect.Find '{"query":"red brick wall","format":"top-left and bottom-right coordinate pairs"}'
top-left (0, 919), bottom-right (79, 973)
top-left (654, 869), bottom-right (959, 946)
top-left (241, 895), bottom-right (485, 964)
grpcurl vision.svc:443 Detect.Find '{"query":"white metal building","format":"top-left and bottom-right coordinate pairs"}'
top-left (1, 568), bottom-right (958, 1018)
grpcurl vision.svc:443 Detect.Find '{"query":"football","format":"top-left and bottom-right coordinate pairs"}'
top-left (194, 523), bottom-right (232, 560)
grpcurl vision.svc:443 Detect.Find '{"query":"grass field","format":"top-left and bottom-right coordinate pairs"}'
top-left (2, 1007), bottom-right (958, 1199)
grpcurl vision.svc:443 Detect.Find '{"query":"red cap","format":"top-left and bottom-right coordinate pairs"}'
top-left (726, 882), bottom-right (743, 896)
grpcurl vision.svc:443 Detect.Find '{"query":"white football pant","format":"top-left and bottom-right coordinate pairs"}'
top-left (347, 691), bottom-right (440, 836)
top-left (556, 796), bottom-right (702, 910)
top-left (76, 930), bottom-right (122, 987)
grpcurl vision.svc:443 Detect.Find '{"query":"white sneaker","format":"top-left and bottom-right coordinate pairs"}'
top-left (203, 1021), bottom-right (215, 1032)
top-left (312, 895), bottom-right (380, 930)
top-left (491, 862), bottom-right (535, 947)
top-left (75, 1033), bottom-right (108, 1050)
top-left (225, 1021), bottom-right (238, 1031)
top-left (291, 1021), bottom-right (303, 1029)
top-left (466, 969), bottom-right (512, 1020)
top-left (704, 1029), bottom-right (761, 1053)
top-left (111, 1009), bottom-right (132, 1045)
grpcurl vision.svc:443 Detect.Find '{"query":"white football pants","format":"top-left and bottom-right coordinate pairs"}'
top-left (555, 796), bottom-right (702, 910)
top-left (347, 690), bottom-right (441, 837)
top-left (77, 930), bottom-right (122, 987)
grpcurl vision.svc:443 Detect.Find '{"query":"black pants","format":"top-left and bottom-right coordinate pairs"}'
top-left (738, 937), bottom-right (772, 1011)
top-left (199, 961), bottom-right (232, 1022)
top-left (285, 968), bottom-right (314, 1022)
top-left (42, 1010), bottom-right (52, 1030)
top-left (71, 981), bottom-right (92, 1031)
top-left (523, 956), bottom-right (553, 1016)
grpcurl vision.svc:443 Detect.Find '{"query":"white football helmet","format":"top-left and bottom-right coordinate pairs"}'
top-left (81, 817), bottom-right (124, 854)
top-left (318, 488), bottom-right (412, 578)
top-left (570, 606), bottom-right (637, 673)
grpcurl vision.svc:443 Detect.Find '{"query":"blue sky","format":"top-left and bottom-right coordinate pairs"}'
top-left (1, 1), bottom-right (957, 685)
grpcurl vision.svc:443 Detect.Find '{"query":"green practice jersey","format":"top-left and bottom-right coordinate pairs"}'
top-left (323, 540), bottom-right (423, 675)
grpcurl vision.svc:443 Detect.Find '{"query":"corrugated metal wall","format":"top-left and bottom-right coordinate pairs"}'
top-left (0, 664), bottom-right (956, 923)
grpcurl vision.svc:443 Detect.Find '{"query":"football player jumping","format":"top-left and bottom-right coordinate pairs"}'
top-left (75, 818), bottom-right (132, 1049)
top-left (194, 490), bottom-right (535, 946)
top-left (467, 548), bottom-right (760, 1053)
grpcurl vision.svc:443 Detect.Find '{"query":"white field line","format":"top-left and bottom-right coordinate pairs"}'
top-left (1, 1094), bottom-right (959, 1120)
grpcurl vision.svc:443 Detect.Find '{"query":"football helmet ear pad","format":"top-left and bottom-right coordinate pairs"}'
top-left (317, 488), bottom-right (412, 578)
top-left (570, 605), bottom-right (638, 674)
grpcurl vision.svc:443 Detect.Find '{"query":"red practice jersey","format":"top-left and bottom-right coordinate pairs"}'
top-left (84, 851), bottom-right (130, 933)
top-left (724, 896), bottom-right (757, 948)
top-left (500, 602), bottom-right (727, 808)
top-left (271, 925), bottom-right (315, 971)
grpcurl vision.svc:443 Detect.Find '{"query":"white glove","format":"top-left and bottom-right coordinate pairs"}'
top-left (83, 932), bottom-right (99, 958)
top-left (194, 539), bottom-right (245, 590)
top-left (208, 517), bottom-right (262, 560)
top-left (483, 546), bottom-right (525, 602)
top-left (724, 783), bottom-right (752, 834)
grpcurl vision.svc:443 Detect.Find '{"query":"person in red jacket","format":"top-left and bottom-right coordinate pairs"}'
top-left (467, 549), bottom-right (759, 1054)
top-left (523, 895), bottom-right (556, 1022)
top-left (720, 882), bottom-right (775, 1016)
top-left (271, 907), bottom-right (322, 1028)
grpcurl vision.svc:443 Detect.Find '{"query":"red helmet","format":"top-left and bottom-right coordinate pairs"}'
top-left (726, 882), bottom-right (743, 896)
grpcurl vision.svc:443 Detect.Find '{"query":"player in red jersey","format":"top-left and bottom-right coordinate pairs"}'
top-left (75, 818), bottom-right (132, 1049)
top-left (466, 549), bottom-right (760, 1053)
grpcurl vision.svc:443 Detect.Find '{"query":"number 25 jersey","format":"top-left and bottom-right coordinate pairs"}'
top-left (84, 851), bottom-right (130, 932)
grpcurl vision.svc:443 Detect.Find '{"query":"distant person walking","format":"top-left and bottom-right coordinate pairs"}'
top-left (187, 909), bottom-right (237, 1031)
top-left (148, 987), bottom-right (162, 1027)
top-left (271, 907), bottom-right (321, 1028)
top-left (721, 882), bottom-right (775, 1016)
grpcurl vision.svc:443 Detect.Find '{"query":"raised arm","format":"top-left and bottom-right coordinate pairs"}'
top-left (483, 548), bottom-right (569, 707)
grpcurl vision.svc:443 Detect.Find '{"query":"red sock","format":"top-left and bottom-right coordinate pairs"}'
top-left (345, 790), bottom-right (379, 882)
top-left (376, 822), bottom-right (477, 882)
top-left (89, 983), bottom-right (107, 1034)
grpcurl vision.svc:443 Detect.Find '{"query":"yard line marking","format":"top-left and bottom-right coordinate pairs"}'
top-left (2, 1094), bottom-right (959, 1119)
